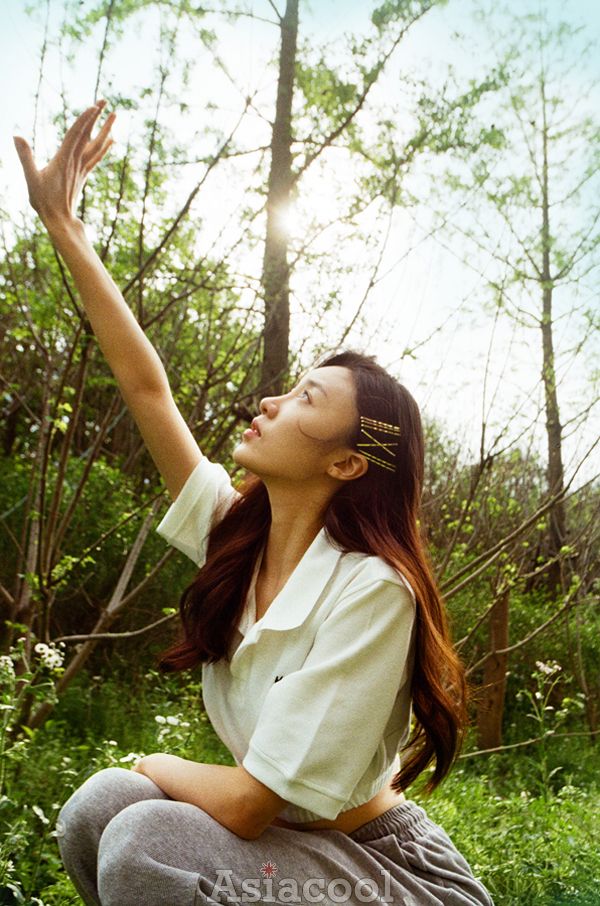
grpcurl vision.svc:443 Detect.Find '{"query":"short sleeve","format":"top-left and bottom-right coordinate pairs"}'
top-left (242, 579), bottom-right (416, 820)
top-left (155, 456), bottom-right (240, 567)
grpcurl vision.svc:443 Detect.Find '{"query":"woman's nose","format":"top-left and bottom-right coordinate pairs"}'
top-left (259, 396), bottom-right (278, 418)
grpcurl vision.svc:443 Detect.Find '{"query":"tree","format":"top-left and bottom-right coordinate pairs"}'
top-left (438, 11), bottom-right (599, 593)
top-left (426, 7), bottom-right (600, 743)
top-left (2, 0), bottom-right (504, 728)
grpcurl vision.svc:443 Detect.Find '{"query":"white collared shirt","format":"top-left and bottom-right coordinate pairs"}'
top-left (156, 455), bottom-right (416, 823)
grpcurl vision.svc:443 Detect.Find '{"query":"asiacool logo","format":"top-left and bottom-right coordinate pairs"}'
top-left (207, 863), bottom-right (395, 903)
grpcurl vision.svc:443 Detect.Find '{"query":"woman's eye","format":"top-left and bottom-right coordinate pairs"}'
top-left (299, 389), bottom-right (311, 402)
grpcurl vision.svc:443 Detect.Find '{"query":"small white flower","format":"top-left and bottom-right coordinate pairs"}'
top-left (34, 641), bottom-right (64, 670)
top-left (154, 715), bottom-right (167, 725)
top-left (119, 753), bottom-right (143, 764)
top-left (536, 660), bottom-right (561, 676)
top-left (0, 655), bottom-right (15, 677)
top-left (166, 716), bottom-right (180, 726)
top-left (32, 805), bottom-right (49, 825)
top-left (535, 691), bottom-right (543, 700)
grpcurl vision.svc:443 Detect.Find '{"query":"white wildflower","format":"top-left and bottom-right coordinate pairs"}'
top-left (535, 660), bottom-right (561, 676)
top-left (534, 691), bottom-right (543, 700)
top-left (119, 753), bottom-right (143, 764)
top-left (154, 715), bottom-right (167, 724)
top-left (165, 716), bottom-right (180, 726)
top-left (0, 655), bottom-right (15, 677)
top-left (32, 805), bottom-right (49, 825)
top-left (34, 642), bottom-right (64, 671)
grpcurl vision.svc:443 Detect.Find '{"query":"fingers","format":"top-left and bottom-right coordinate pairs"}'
top-left (70, 103), bottom-right (109, 162)
top-left (82, 111), bottom-right (116, 168)
top-left (13, 136), bottom-right (38, 183)
top-left (83, 137), bottom-right (115, 175)
top-left (14, 102), bottom-right (114, 198)
top-left (60, 102), bottom-right (106, 161)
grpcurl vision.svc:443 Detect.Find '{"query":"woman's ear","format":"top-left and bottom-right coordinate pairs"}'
top-left (327, 450), bottom-right (369, 482)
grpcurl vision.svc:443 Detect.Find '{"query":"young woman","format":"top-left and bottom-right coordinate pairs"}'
top-left (15, 102), bottom-right (494, 906)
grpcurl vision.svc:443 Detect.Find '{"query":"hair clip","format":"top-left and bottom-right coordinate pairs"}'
top-left (357, 415), bottom-right (401, 473)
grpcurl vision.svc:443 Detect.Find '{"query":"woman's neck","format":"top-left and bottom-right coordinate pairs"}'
top-left (262, 481), bottom-right (329, 583)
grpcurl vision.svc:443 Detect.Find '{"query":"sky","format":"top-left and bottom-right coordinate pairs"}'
top-left (1, 0), bottom-right (598, 486)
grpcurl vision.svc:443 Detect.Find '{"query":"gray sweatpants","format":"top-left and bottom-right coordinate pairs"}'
top-left (56, 767), bottom-right (494, 905)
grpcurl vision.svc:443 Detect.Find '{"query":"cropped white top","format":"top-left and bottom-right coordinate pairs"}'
top-left (155, 455), bottom-right (417, 824)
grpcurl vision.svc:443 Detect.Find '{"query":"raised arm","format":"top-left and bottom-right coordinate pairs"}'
top-left (13, 101), bottom-right (201, 500)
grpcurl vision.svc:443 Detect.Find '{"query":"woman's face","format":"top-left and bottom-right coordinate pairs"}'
top-left (232, 365), bottom-right (359, 482)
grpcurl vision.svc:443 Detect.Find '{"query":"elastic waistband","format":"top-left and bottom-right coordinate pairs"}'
top-left (347, 799), bottom-right (430, 844)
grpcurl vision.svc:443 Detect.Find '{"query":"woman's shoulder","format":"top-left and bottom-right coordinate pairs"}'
top-left (155, 455), bottom-right (241, 566)
top-left (332, 543), bottom-right (417, 604)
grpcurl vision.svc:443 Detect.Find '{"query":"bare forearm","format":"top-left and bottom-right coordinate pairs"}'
top-left (14, 103), bottom-right (205, 493)
top-left (132, 754), bottom-right (255, 838)
top-left (48, 217), bottom-right (169, 397)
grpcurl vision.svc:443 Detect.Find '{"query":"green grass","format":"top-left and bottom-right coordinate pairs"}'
top-left (1, 669), bottom-right (598, 905)
top-left (421, 769), bottom-right (599, 905)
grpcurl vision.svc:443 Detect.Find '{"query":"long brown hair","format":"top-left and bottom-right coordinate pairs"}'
top-left (160, 350), bottom-right (469, 793)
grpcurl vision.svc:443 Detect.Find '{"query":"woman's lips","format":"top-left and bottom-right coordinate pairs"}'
top-left (243, 419), bottom-right (262, 440)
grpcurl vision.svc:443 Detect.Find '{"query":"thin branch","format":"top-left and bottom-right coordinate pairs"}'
top-left (441, 484), bottom-right (568, 595)
top-left (466, 585), bottom-right (583, 676)
top-left (121, 99), bottom-right (253, 297)
top-left (294, 6), bottom-right (432, 182)
top-left (0, 583), bottom-right (15, 608)
top-left (31, 0), bottom-right (51, 155)
top-left (459, 728), bottom-right (599, 759)
top-left (265, 0), bottom-right (282, 22)
top-left (55, 611), bottom-right (176, 643)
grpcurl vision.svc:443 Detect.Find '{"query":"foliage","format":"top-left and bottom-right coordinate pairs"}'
top-left (0, 662), bottom-right (598, 903)
top-left (424, 765), bottom-right (600, 906)
top-left (1, 1), bottom-right (598, 901)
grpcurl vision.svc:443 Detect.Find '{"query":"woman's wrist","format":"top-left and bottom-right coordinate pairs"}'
top-left (45, 215), bottom-right (89, 255)
top-left (45, 214), bottom-right (84, 240)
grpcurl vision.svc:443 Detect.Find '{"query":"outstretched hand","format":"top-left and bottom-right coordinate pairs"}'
top-left (13, 100), bottom-right (116, 230)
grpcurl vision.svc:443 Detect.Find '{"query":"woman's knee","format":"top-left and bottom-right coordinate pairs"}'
top-left (56, 766), bottom-right (167, 845)
top-left (97, 799), bottom-right (202, 906)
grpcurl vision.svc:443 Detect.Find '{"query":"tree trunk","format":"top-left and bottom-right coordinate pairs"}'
top-left (539, 73), bottom-right (567, 593)
top-left (259, 0), bottom-right (299, 397)
top-left (476, 587), bottom-right (509, 749)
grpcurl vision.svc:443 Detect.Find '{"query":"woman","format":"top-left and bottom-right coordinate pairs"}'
top-left (14, 102), bottom-right (494, 906)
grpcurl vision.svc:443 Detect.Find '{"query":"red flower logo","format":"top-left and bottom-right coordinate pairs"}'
top-left (260, 860), bottom-right (278, 878)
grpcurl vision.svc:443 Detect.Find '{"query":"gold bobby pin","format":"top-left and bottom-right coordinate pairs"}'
top-left (357, 416), bottom-right (401, 472)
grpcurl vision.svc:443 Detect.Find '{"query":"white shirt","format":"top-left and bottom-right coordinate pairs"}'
top-left (155, 455), bottom-right (417, 823)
